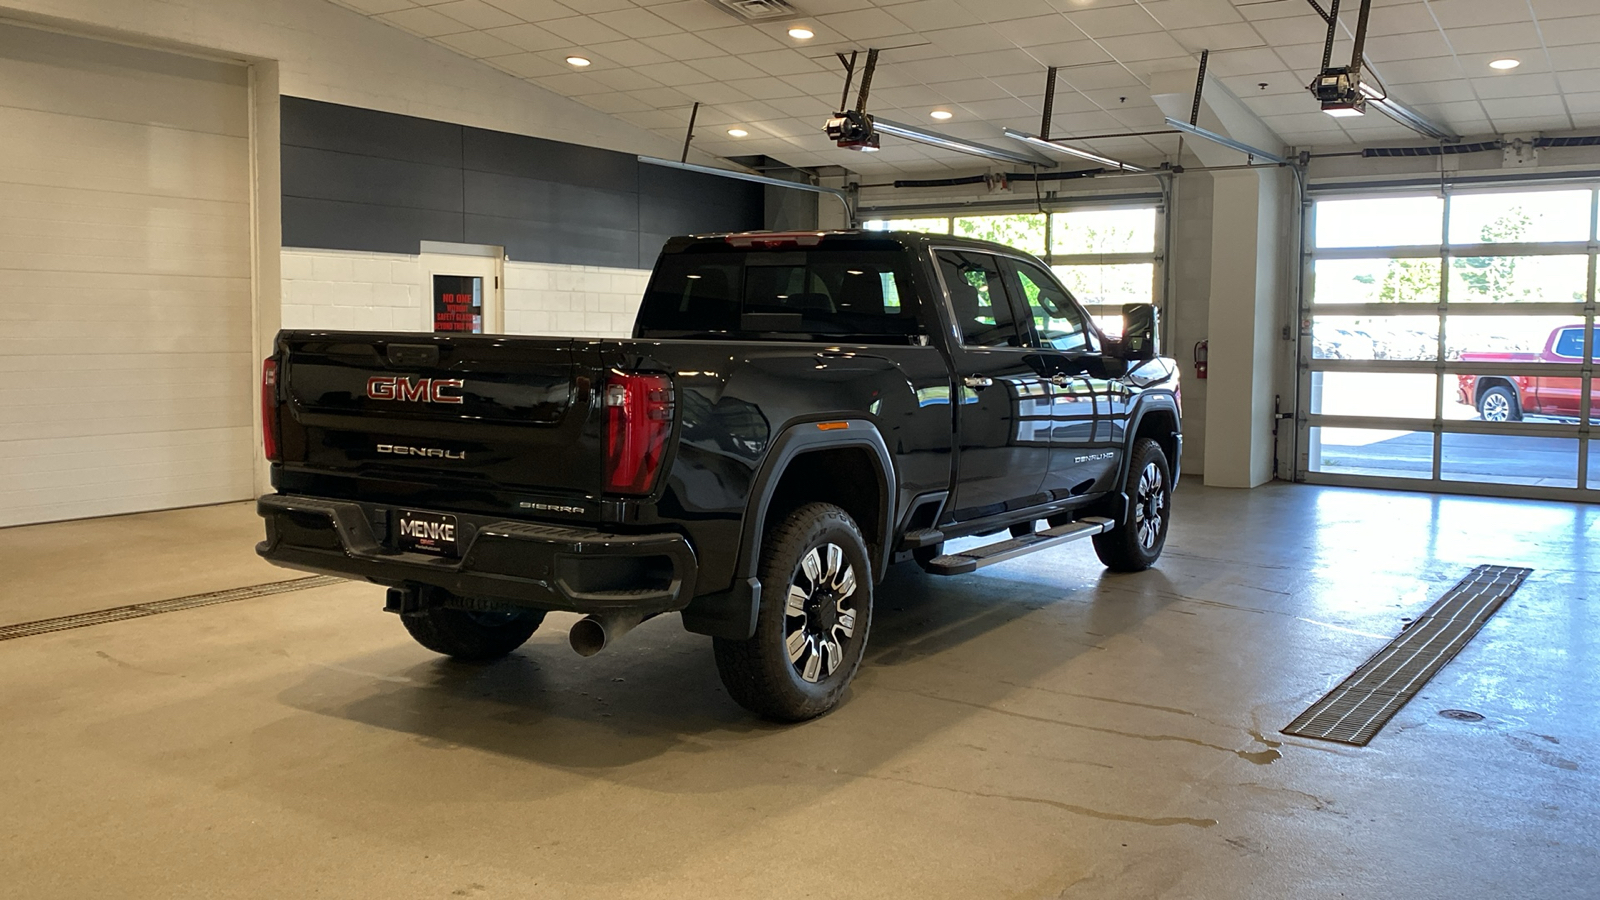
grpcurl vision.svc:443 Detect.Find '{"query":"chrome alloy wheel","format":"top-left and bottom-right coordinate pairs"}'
top-left (1481, 391), bottom-right (1512, 422)
top-left (1134, 461), bottom-right (1166, 551)
top-left (783, 543), bottom-right (858, 684)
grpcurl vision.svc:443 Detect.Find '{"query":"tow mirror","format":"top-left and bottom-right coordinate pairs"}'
top-left (1118, 304), bottom-right (1159, 361)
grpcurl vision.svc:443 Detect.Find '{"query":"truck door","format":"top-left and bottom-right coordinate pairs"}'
top-left (933, 248), bottom-right (1052, 521)
top-left (1538, 326), bottom-right (1587, 417)
top-left (1000, 257), bottom-right (1123, 496)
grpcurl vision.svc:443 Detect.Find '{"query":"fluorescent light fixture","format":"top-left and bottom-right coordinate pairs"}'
top-left (727, 128), bottom-right (748, 137)
top-left (1489, 58), bottom-right (1520, 70)
top-left (787, 26), bottom-right (814, 39)
top-left (1002, 128), bottom-right (1145, 172)
top-left (565, 56), bottom-right (591, 67)
top-left (929, 109), bottom-right (953, 120)
top-left (1322, 105), bottom-right (1365, 118)
top-left (638, 156), bottom-right (852, 218)
top-left (870, 117), bottom-right (1054, 167)
top-left (1162, 117), bottom-right (1288, 165)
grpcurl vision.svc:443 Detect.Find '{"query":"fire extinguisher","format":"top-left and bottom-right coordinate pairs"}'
top-left (1193, 340), bottom-right (1208, 379)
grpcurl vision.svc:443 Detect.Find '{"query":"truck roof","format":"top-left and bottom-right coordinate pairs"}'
top-left (660, 229), bottom-right (1040, 257)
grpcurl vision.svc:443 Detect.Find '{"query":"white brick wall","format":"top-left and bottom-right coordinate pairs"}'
top-left (504, 261), bottom-right (648, 339)
top-left (281, 249), bottom-right (422, 332)
top-left (282, 249), bottom-right (649, 338)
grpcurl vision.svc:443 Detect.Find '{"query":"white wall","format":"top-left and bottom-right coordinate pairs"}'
top-left (281, 249), bottom-right (647, 339)
top-left (503, 262), bottom-right (647, 339)
top-left (0, 0), bottom-right (700, 164)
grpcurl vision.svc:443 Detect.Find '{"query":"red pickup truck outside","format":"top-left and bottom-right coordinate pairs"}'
top-left (1457, 325), bottom-right (1592, 421)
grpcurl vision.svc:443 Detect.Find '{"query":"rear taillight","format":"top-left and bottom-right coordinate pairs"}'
top-left (261, 358), bottom-right (281, 462)
top-left (603, 373), bottom-right (673, 494)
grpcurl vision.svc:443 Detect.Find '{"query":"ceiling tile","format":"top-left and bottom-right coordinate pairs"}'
top-left (430, 0), bottom-right (523, 29)
top-left (638, 30), bottom-right (725, 59)
top-left (685, 55), bottom-right (769, 82)
top-left (539, 15), bottom-right (628, 44)
top-left (1426, 0), bottom-right (1532, 30)
top-left (433, 30), bottom-right (524, 57)
top-left (485, 23), bottom-right (570, 51)
top-left (483, 0), bottom-right (578, 21)
top-left (376, 6), bottom-right (471, 37)
top-left (1064, 4), bottom-right (1162, 39)
top-left (1140, 0), bottom-right (1246, 30)
top-left (885, 0), bottom-right (983, 31)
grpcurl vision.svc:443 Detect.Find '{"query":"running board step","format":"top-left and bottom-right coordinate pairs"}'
top-left (921, 517), bottom-right (1115, 576)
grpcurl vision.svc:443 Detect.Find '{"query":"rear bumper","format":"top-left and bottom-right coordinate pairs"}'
top-left (256, 494), bottom-right (697, 616)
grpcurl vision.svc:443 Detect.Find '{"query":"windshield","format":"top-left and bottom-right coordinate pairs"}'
top-left (635, 250), bottom-right (927, 343)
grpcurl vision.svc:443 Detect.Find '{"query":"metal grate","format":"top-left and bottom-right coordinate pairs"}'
top-left (1282, 565), bottom-right (1531, 745)
top-left (0, 575), bottom-right (344, 642)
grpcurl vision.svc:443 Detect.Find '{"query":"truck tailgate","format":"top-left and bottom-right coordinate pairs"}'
top-left (275, 333), bottom-right (605, 501)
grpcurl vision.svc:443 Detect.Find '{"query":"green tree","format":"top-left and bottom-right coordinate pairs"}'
top-left (953, 214), bottom-right (1046, 255)
top-left (1454, 208), bottom-right (1532, 301)
top-left (1353, 258), bottom-right (1440, 303)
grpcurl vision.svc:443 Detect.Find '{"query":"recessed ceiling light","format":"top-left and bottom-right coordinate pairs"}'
top-left (929, 109), bottom-right (953, 120)
top-left (728, 128), bottom-right (748, 137)
top-left (1489, 58), bottom-right (1521, 70)
top-left (565, 56), bottom-right (591, 67)
top-left (787, 26), bottom-right (814, 40)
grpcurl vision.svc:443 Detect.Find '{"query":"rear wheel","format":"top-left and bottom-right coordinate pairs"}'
top-left (1477, 385), bottom-right (1521, 422)
top-left (713, 502), bottom-right (873, 721)
top-left (1092, 438), bottom-right (1172, 572)
top-left (401, 607), bottom-right (545, 661)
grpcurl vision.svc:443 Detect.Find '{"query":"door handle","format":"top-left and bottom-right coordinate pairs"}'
top-left (963, 376), bottom-right (994, 389)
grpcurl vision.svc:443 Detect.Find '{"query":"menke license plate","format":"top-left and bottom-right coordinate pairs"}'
top-left (397, 510), bottom-right (459, 557)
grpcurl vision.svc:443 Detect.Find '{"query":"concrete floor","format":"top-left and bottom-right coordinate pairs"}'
top-left (1, 482), bottom-right (1596, 898)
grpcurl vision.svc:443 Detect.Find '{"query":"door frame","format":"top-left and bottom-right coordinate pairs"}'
top-left (417, 242), bottom-right (505, 334)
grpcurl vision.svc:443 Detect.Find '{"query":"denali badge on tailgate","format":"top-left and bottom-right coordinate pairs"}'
top-left (377, 443), bottom-right (465, 460)
top-left (366, 375), bottom-right (464, 404)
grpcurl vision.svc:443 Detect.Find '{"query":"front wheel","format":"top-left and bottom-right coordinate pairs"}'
top-left (1477, 385), bottom-right (1521, 422)
top-left (401, 606), bottom-right (545, 661)
top-left (1092, 438), bottom-right (1172, 572)
top-left (713, 502), bottom-right (873, 721)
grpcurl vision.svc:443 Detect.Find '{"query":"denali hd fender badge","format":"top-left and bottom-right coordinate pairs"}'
top-left (377, 443), bottom-right (466, 460)
top-left (366, 376), bottom-right (464, 404)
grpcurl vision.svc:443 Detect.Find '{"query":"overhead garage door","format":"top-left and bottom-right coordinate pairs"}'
top-left (0, 24), bottom-right (253, 527)
top-left (1298, 185), bottom-right (1598, 500)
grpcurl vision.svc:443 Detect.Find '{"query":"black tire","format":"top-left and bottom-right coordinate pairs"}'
top-left (1092, 438), bottom-right (1172, 573)
top-left (713, 502), bottom-right (873, 721)
top-left (1477, 384), bottom-right (1521, 423)
top-left (400, 607), bottom-right (545, 661)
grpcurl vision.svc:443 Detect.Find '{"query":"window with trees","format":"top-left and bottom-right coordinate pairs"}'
top-left (862, 205), bottom-right (1161, 336)
top-left (1302, 187), bottom-right (1598, 497)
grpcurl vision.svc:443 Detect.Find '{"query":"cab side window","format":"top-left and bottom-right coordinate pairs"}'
top-left (1008, 260), bottom-right (1091, 353)
top-left (936, 250), bottom-right (1019, 348)
top-left (1553, 327), bottom-right (1583, 359)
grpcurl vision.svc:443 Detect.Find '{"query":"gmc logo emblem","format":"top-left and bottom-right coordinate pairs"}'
top-left (366, 376), bottom-right (464, 404)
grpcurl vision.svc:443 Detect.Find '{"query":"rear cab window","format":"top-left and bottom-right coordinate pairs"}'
top-left (635, 246), bottom-right (928, 344)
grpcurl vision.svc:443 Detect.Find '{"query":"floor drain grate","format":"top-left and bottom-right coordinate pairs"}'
top-left (0, 575), bottom-right (345, 642)
top-left (1282, 565), bottom-right (1531, 746)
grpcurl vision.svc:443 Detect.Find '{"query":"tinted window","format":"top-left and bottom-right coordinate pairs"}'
top-left (635, 250), bottom-right (924, 343)
top-left (936, 250), bottom-right (1019, 348)
top-left (1010, 261), bottom-right (1090, 352)
top-left (1553, 327), bottom-right (1584, 358)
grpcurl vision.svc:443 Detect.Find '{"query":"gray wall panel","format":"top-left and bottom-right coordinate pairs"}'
top-left (463, 127), bottom-right (637, 192)
top-left (281, 97), bottom-right (764, 267)
top-left (282, 197), bottom-right (465, 254)
top-left (281, 96), bottom-right (461, 168)
top-left (283, 145), bottom-right (463, 212)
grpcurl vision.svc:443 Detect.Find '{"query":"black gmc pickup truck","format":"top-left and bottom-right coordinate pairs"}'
top-left (257, 230), bottom-right (1181, 720)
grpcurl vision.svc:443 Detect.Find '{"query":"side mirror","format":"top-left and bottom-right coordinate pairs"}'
top-left (1118, 304), bottom-right (1159, 361)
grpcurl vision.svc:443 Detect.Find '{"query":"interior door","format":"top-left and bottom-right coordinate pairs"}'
top-left (934, 249), bottom-right (1052, 521)
top-left (1001, 258), bottom-right (1122, 497)
top-left (419, 250), bottom-right (503, 334)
